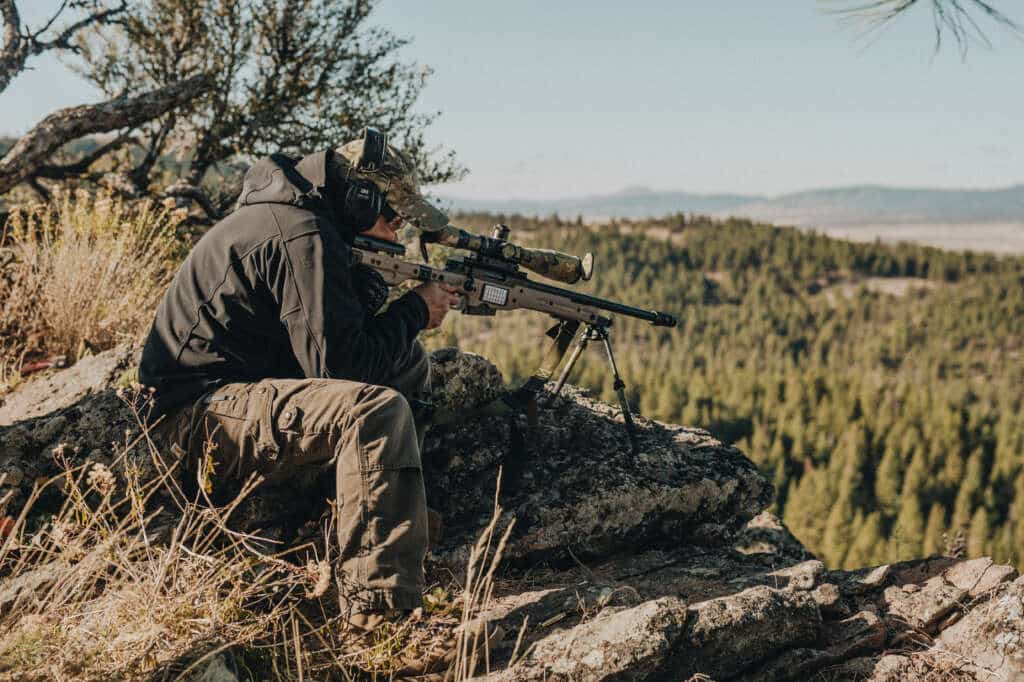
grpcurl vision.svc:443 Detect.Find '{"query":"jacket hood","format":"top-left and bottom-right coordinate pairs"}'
top-left (237, 151), bottom-right (330, 208)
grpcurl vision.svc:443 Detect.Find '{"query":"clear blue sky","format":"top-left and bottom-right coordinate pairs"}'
top-left (3, 1), bottom-right (1022, 199)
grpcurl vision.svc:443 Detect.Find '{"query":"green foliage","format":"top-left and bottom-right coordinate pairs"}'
top-left (67, 0), bottom-right (463, 204)
top-left (429, 212), bottom-right (1024, 569)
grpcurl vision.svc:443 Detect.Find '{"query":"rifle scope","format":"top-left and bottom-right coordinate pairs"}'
top-left (424, 224), bottom-right (593, 285)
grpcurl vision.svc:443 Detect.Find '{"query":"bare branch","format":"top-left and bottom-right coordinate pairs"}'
top-left (26, 176), bottom-right (50, 202)
top-left (29, 0), bottom-right (70, 38)
top-left (29, 1), bottom-right (127, 53)
top-left (128, 115), bottom-right (176, 190)
top-left (0, 0), bottom-right (26, 93)
top-left (825, 0), bottom-right (1023, 55)
top-left (0, 0), bottom-right (127, 93)
top-left (0, 73), bottom-right (214, 195)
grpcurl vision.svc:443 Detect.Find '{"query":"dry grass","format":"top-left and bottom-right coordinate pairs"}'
top-left (0, 395), bottom-right (333, 680)
top-left (451, 470), bottom-right (515, 681)
top-left (0, 391), bottom-right (515, 680)
top-left (0, 191), bottom-right (184, 390)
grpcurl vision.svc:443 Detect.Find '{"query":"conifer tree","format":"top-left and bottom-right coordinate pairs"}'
top-left (891, 492), bottom-right (926, 561)
top-left (923, 503), bottom-right (947, 557)
top-left (968, 508), bottom-right (991, 558)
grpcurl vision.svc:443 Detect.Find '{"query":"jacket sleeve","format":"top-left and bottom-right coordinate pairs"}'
top-left (280, 225), bottom-right (429, 385)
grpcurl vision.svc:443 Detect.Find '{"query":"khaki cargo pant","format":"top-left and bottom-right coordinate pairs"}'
top-left (155, 343), bottom-right (431, 614)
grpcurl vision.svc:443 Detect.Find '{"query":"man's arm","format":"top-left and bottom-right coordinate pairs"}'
top-left (281, 224), bottom-right (430, 385)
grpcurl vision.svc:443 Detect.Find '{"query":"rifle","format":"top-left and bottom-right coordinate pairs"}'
top-left (353, 224), bottom-right (677, 455)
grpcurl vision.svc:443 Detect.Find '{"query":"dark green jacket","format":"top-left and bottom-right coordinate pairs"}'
top-left (139, 151), bottom-right (428, 417)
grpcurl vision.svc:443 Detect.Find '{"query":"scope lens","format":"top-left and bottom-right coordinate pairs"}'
top-left (581, 252), bottom-right (595, 281)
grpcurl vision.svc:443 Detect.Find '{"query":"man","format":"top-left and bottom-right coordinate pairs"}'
top-left (140, 128), bottom-right (460, 632)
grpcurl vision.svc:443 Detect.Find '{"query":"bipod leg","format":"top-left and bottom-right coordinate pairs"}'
top-left (548, 324), bottom-right (595, 401)
top-left (512, 318), bottom-right (579, 424)
top-left (596, 328), bottom-right (640, 457)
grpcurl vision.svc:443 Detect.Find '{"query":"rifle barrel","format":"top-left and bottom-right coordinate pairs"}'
top-left (525, 277), bottom-right (677, 327)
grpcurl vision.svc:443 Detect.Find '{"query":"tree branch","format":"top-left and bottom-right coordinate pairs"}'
top-left (28, 0), bottom-right (70, 39)
top-left (828, 0), bottom-right (1023, 55)
top-left (26, 176), bottom-right (50, 202)
top-left (0, 0), bottom-right (127, 94)
top-left (28, 1), bottom-right (127, 53)
top-left (130, 115), bottom-right (175, 190)
top-left (0, 73), bottom-right (214, 195)
top-left (162, 181), bottom-right (222, 222)
top-left (0, 0), bottom-right (26, 93)
top-left (34, 130), bottom-right (133, 179)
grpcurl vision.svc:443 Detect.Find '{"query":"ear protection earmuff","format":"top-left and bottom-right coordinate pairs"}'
top-left (342, 180), bottom-right (383, 232)
top-left (340, 127), bottom-right (389, 232)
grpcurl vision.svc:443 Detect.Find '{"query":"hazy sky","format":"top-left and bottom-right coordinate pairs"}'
top-left (3, 1), bottom-right (1022, 199)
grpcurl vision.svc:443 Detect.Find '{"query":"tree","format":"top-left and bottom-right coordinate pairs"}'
top-left (1, 1), bottom-right (215, 205)
top-left (922, 502), bottom-right (947, 556)
top-left (67, 0), bottom-right (463, 220)
top-left (967, 507), bottom-right (990, 557)
top-left (845, 512), bottom-right (886, 567)
top-left (891, 491), bottom-right (926, 560)
top-left (0, 74), bottom-right (213, 196)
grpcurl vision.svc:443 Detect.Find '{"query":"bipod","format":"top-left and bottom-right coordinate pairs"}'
top-left (548, 324), bottom-right (640, 457)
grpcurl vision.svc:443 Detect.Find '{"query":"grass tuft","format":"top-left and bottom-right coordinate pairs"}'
top-left (0, 191), bottom-right (184, 390)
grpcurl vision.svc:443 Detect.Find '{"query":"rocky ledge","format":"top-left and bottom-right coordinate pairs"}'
top-left (0, 347), bottom-right (1021, 680)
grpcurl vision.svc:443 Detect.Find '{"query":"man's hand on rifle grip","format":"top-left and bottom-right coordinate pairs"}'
top-left (412, 282), bottom-right (462, 329)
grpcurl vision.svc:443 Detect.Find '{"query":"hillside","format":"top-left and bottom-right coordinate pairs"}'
top-left (443, 186), bottom-right (758, 220)
top-left (2, 202), bottom-right (1024, 678)
top-left (722, 184), bottom-right (1024, 227)
top-left (443, 185), bottom-right (1024, 254)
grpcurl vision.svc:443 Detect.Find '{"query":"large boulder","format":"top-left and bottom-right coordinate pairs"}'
top-left (0, 347), bottom-right (144, 514)
top-left (0, 346), bottom-right (136, 426)
top-left (471, 545), bottom-right (1019, 680)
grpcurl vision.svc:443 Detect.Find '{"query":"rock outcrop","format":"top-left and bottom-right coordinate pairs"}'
top-left (422, 347), bottom-right (772, 568)
top-left (1, 346), bottom-right (1021, 681)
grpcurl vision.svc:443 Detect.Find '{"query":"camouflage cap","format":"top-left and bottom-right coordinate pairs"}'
top-left (335, 136), bottom-right (449, 232)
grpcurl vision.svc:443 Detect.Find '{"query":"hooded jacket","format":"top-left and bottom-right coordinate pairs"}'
top-left (138, 151), bottom-right (429, 418)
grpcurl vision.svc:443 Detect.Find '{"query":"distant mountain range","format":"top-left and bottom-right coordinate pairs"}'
top-left (442, 184), bottom-right (1024, 227)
